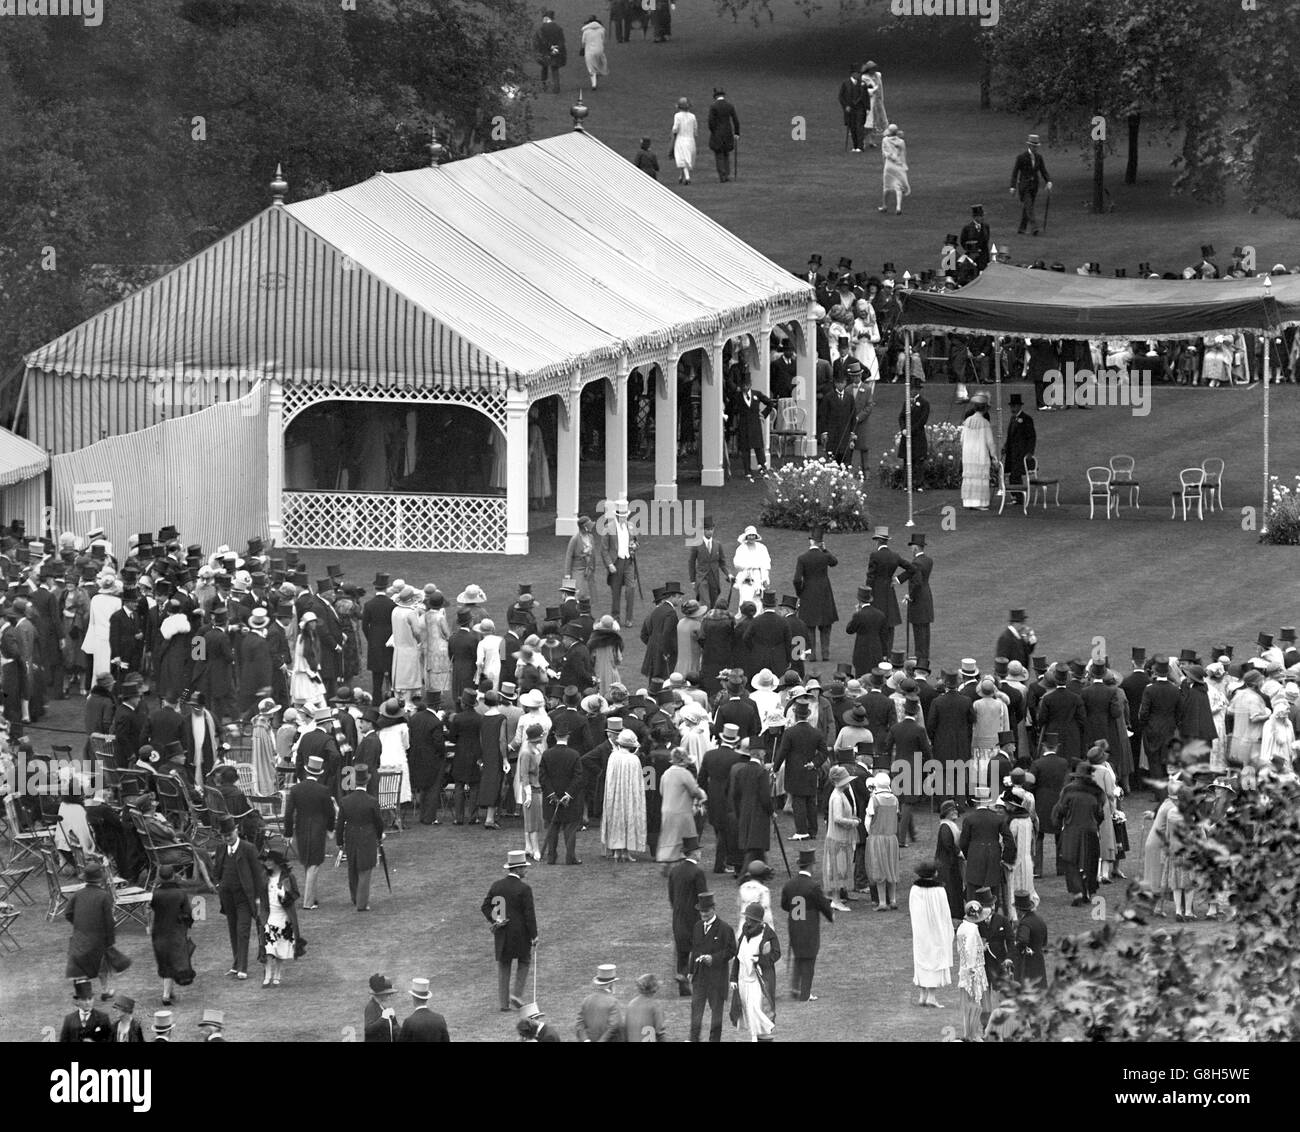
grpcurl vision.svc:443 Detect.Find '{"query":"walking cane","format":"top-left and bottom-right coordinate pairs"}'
top-left (1041, 186), bottom-right (1051, 233)
top-left (733, 137), bottom-right (739, 182)
top-left (770, 813), bottom-right (792, 877)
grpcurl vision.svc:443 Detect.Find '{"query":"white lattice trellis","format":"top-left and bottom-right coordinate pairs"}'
top-left (280, 384), bottom-right (506, 430)
top-left (282, 491), bottom-right (507, 553)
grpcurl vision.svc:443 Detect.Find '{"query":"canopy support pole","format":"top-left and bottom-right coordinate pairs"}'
top-left (654, 353), bottom-right (680, 502)
top-left (554, 370), bottom-right (581, 537)
top-left (993, 339), bottom-right (1004, 473)
top-left (504, 386), bottom-right (531, 555)
top-left (265, 379), bottom-right (284, 546)
top-left (701, 336), bottom-right (725, 487)
top-left (1262, 341), bottom-right (1271, 534)
top-left (904, 331), bottom-right (915, 528)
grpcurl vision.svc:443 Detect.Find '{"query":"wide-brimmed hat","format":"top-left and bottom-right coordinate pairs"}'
top-left (519, 689), bottom-right (545, 709)
top-left (456, 584), bottom-right (487, 605)
top-left (369, 973), bottom-right (397, 996)
top-left (737, 526), bottom-right (762, 543)
top-left (378, 698), bottom-right (405, 720)
top-left (750, 668), bottom-right (778, 691)
top-left (828, 765), bottom-right (851, 787)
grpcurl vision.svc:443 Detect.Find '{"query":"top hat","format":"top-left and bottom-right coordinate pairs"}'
top-left (1009, 608), bottom-right (1027, 623)
top-left (1279, 627), bottom-right (1297, 643)
top-left (1008, 393), bottom-right (1024, 407)
top-left (696, 892), bottom-right (716, 911)
top-left (1031, 656), bottom-right (1048, 673)
top-left (72, 979), bottom-right (96, 1001)
top-left (779, 593), bottom-right (799, 611)
top-left (198, 1008), bottom-right (224, 1030)
top-left (836, 256), bottom-right (853, 272)
top-left (1178, 648), bottom-right (1199, 663)
top-left (410, 977), bottom-right (432, 1000)
top-left (719, 723), bottom-right (741, 745)
top-left (908, 532), bottom-right (926, 548)
top-left (944, 233), bottom-right (959, 246)
top-left (1026, 133), bottom-right (1041, 146)
top-left (153, 1010), bottom-right (174, 1032)
top-left (872, 526), bottom-right (890, 541)
top-left (504, 849), bottom-right (531, 870)
top-left (807, 254), bottom-right (822, 267)
top-left (1258, 632), bottom-right (1274, 649)
top-left (1201, 244), bottom-right (1216, 259)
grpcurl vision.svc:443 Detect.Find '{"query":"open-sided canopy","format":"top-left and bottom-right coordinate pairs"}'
top-left (896, 263), bottom-right (1300, 340)
top-left (24, 132), bottom-right (812, 391)
top-left (0, 426), bottom-right (50, 488)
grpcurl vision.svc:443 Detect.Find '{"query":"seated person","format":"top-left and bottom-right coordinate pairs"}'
top-left (137, 793), bottom-right (214, 889)
top-left (212, 765), bottom-right (263, 848)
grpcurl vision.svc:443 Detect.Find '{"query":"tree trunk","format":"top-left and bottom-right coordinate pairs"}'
top-left (1093, 139), bottom-right (1105, 213)
top-left (1125, 113), bottom-right (1140, 184)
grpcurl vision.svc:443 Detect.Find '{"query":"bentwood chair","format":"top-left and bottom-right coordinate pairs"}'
top-left (1201, 457), bottom-right (1224, 511)
top-left (1086, 467), bottom-right (1118, 520)
top-left (1108, 454), bottom-right (1140, 509)
top-left (1023, 455), bottom-right (1061, 513)
top-left (1170, 468), bottom-right (1206, 521)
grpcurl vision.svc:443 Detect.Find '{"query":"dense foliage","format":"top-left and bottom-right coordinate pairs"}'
top-left (1261, 475), bottom-right (1300, 546)
top-left (760, 457), bottom-right (872, 531)
top-left (878, 422), bottom-right (963, 491)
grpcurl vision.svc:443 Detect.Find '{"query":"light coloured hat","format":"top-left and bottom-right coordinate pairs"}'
top-left (410, 977), bottom-right (432, 1000)
top-left (872, 771), bottom-right (892, 790)
top-left (519, 689), bottom-right (545, 709)
top-left (397, 585), bottom-right (420, 605)
top-left (519, 1001), bottom-right (545, 1022)
top-left (198, 1008), bottom-right (224, 1030)
top-left (737, 525), bottom-right (761, 543)
top-left (616, 729), bottom-right (639, 749)
top-left (456, 584), bottom-right (487, 605)
top-left (592, 964), bottom-right (618, 986)
top-left (153, 1010), bottom-right (174, 1032)
top-left (750, 668), bottom-right (778, 691)
top-left (504, 849), bottom-right (530, 870)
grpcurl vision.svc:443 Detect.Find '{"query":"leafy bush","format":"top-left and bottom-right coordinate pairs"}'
top-left (877, 421), bottom-right (964, 491)
top-left (1261, 474), bottom-right (1300, 545)
top-left (759, 458), bottom-right (871, 532)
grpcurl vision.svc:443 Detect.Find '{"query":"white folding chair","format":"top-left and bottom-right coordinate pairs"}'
top-left (1087, 466), bottom-right (1118, 520)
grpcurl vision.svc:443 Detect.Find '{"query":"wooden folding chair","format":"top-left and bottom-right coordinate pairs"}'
top-left (0, 905), bottom-right (21, 954)
top-left (109, 879), bottom-right (153, 930)
top-left (3, 795), bottom-right (54, 869)
top-left (0, 860), bottom-right (36, 907)
top-left (38, 845), bottom-right (85, 922)
top-left (377, 769), bottom-right (404, 832)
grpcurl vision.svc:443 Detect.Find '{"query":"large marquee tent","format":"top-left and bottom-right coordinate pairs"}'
top-left (894, 264), bottom-right (1300, 523)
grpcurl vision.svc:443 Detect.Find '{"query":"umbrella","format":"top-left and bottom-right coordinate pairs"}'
top-left (378, 843), bottom-right (392, 893)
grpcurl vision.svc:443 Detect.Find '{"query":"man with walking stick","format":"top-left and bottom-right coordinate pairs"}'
top-left (1010, 133), bottom-right (1052, 237)
top-left (838, 65), bottom-right (868, 152)
top-left (707, 87), bottom-right (740, 183)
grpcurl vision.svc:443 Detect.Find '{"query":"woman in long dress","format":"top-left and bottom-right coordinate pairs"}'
top-left (1142, 779), bottom-right (1179, 916)
top-left (375, 699), bottom-right (412, 805)
top-left (602, 730), bottom-right (648, 861)
top-left (579, 15), bottom-right (609, 89)
top-left (865, 773), bottom-right (901, 909)
top-left (1088, 742), bottom-right (1118, 883)
top-left (676, 600), bottom-right (704, 677)
top-left (1206, 663), bottom-right (1230, 771)
top-left (878, 123), bottom-right (910, 215)
top-left (389, 588), bottom-right (425, 704)
top-left (562, 516), bottom-right (599, 600)
top-left (290, 613), bottom-right (325, 705)
top-left (474, 618), bottom-right (504, 691)
top-left (910, 861), bottom-right (954, 1006)
top-left (516, 722), bottom-right (546, 862)
top-left (1006, 796), bottom-right (1037, 909)
top-left (671, 97), bottom-right (697, 185)
top-left (733, 904), bottom-right (781, 1042)
top-left (249, 698), bottom-right (279, 795)
top-left (589, 615), bottom-right (623, 695)
top-left (824, 766), bottom-right (859, 911)
top-left (732, 526), bottom-right (770, 611)
top-left (934, 799), bottom-right (965, 918)
top-left (527, 415), bottom-right (552, 509)
top-left (957, 902), bottom-right (989, 1040)
top-left (657, 748), bottom-right (706, 863)
top-left (863, 62), bottom-right (887, 144)
top-left (1164, 801), bottom-right (1194, 922)
top-left (676, 703), bottom-right (711, 770)
top-left (260, 847), bottom-right (300, 989)
top-left (422, 591), bottom-right (451, 708)
top-left (959, 395), bottom-right (998, 509)
top-left (477, 692), bottom-right (510, 829)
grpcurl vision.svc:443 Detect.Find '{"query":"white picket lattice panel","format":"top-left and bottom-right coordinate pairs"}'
top-left (282, 491), bottom-right (507, 553)
top-left (280, 384), bottom-right (507, 430)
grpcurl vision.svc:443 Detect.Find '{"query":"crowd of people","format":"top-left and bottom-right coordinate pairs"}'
top-left (4, 512), bottom-right (1297, 1042)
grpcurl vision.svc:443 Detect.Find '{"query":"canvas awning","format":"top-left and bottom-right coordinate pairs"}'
top-left (896, 263), bottom-right (1300, 340)
top-left (0, 426), bottom-right (49, 489)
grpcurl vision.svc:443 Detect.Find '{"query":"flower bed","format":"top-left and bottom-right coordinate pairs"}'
top-left (759, 458), bottom-right (872, 532)
top-left (1262, 474), bottom-right (1300, 545)
top-left (877, 421), bottom-right (964, 490)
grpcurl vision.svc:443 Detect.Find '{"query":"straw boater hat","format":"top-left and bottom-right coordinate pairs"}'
top-left (750, 668), bottom-right (778, 691)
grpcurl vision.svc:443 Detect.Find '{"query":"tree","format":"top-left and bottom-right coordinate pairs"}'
top-left (999, 767), bottom-right (1300, 1042)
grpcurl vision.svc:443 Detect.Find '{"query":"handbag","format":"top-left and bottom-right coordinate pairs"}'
top-left (728, 983), bottom-right (743, 1027)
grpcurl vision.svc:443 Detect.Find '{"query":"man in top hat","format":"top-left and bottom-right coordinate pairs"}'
top-left (540, 719), bottom-right (585, 865)
top-left (213, 816), bottom-right (268, 979)
top-left (519, 1000), bottom-right (562, 1041)
top-left (960, 204), bottom-right (992, 271)
top-left (712, 673), bottom-right (762, 744)
top-left (791, 526), bottom-right (838, 663)
top-left (707, 87), bottom-right (740, 183)
top-left (773, 702), bottom-right (827, 840)
top-left (818, 366), bottom-right (856, 464)
top-left (996, 608), bottom-right (1036, 671)
top-left (600, 498), bottom-right (640, 627)
top-left (1010, 133), bottom-right (1052, 236)
top-left (151, 1010), bottom-right (175, 1042)
top-left (111, 672), bottom-right (149, 768)
top-left (845, 585), bottom-right (888, 678)
top-left (730, 736), bottom-right (773, 874)
top-left (902, 533), bottom-right (933, 671)
top-left (688, 893), bottom-right (737, 1042)
top-left (283, 753), bottom-right (336, 909)
top-left (1052, 760), bottom-right (1106, 906)
top-left (337, 765), bottom-right (384, 910)
top-left (1001, 394), bottom-right (1036, 504)
top-left (533, 9), bottom-right (566, 91)
top-left (1138, 655), bottom-right (1181, 785)
top-left (639, 581), bottom-right (680, 681)
top-left (1028, 733), bottom-right (1069, 876)
top-left (959, 786), bottom-right (1015, 903)
top-left (746, 591), bottom-right (793, 680)
top-left (576, 964), bottom-right (623, 1041)
top-left (698, 723), bottom-right (745, 876)
top-left (361, 574), bottom-right (395, 702)
top-left (197, 1008), bottom-right (225, 1042)
top-left (59, 979), bottom-right (112, 1042)
top-left (1035, 663), bottom-right (1086, 764)
top-left (108, 587), bottom-right (145, 679)
top-left (864, 527), bottom-right (905, 655)
top-left (688, 516), bottom-right (729, 609)
top-left (780, 847), bottom-right (833, 1001)
top-left (364, 973), bottom-right (401, 1042)
top-left (667, 837), bottom-right (708, 995)
top-left (838, 64), bottom-right (869, 151)
top-left (483, 849), bottom-right (539, 1012)
top-left (398, 977), bottom-right (451, 1042)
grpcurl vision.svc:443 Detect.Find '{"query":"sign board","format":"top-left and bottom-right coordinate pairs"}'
top-left (73, 482), bottom-right (114, 512)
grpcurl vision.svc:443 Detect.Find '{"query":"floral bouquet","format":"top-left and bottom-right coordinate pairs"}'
top-left (877, 421), bottom-right (964, 491)
top-left (759, 458), bottom-right (872, 532)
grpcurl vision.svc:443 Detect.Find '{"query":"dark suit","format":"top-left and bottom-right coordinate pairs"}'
top-left (838, 75), bottom-right (868, 149)
top-left (688, 537), bottom-right (727, 607)
top-left (958, 805), bottom-right (1015, 900)
top-left (667, 857), bottom-right (708, 988)
top-left (995, 626), bottom-right (1034, 669)
top-left (845, 605), bottom-right (888, 676)
top-left (59, 1007), bottom-right (112, 1043)
top-left (108, 609), bottom-right (144, 675)
top-left (111, 699), bottom-right (149, 768)
top-left (1120, 670), bottom-right (1150, 779)
top-left (773, 721), bottom-right (825, 836)
top-left (706, 96), bottom-right (740, 181)
top-left (959, 218), bottom-right (992, 270)
top-left (1002, 411), bottom-right (1037, 498)
top-left (398, 1005), bottom-right (450, 1042)
top-left (539, 742), bottom-right (584, 864)
top-left (698, 744), bottom-right (743, 873)
top-left (1138, 678), bottom-right (1181, 773)
top-left (712, 695), bottom-right (761, 743)
top-left (336, 788), bottom-right (384, 909)
top-left (864, 545), bottom-right (905, 652)
top-left (743, 610), bottom-right (792, 681)
top-left (639, 601), bottom-right (678, 680)
top-left (1029, 752), bottom-right (1069, 875)
top-left (793, 547), bottom-right (838, 661)
top-left (730, 756), bottom-right (772, 871)
top-left (1011, 148), bottom-right (1051, 233)
top-left (447, 627), bottom-right (480, 700)
top-left (213, 835), bottom-right (268, 973)
top-left (905, 554), bottom-right (933, 666)
top-left (780, 871), bottom-right (833, 999)
top-left (735, 389), bottom-right (774, 471)
top-left (482, 873), bottom-right (538, 1009)
top-left (818, 386), bottom-right (855, 462)
top-left (688, 914), bottom-right (737, 1041)
top-left (1036, 686), bottom-right (1086, 763)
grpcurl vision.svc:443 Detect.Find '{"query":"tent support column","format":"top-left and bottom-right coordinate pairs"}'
top-left (702, 335), bottom-right (725, 487)
top-left (654, 353), bottom-right (680, 502)
top-left (756, 313), bottom-right (772, 460)
top-left (904, 331), bottom-right (915, 528)
top-left (605, 362), bottom-right (630, 503)
top-left (554, 371), bottom-right (581, 537)
top-left (993, 341), bottom-right (1003, 501)
top-left (1263, 342), bottom-right (1271, 532)
top-left (798, 308), bottom-right (818, 456)
top-left (504, 386), bottom-right (530, 555)
top-left (266, 378), bottom-right (285, 546)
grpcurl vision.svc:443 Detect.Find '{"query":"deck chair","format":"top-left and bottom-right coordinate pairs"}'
top-left (377, 769), bottom-right (404, 832)
top-left (109, 878), bottom-right (153, 930)
top-left (1086, 466), bottom-right (1118, 520)
top-left (39, 845), bottom-right (85, 922)
top-left (3, 795), bottom-right (54, 869)
top-left (0, 904), bottom-right (19, 953)
top-left (0, 859), bottom-right (35, 907)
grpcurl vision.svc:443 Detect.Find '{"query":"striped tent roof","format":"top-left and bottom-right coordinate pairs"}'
top-left (25, 132), bottom-right (812, 391)
top-left (0, 426), bottom-right (49, 489)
